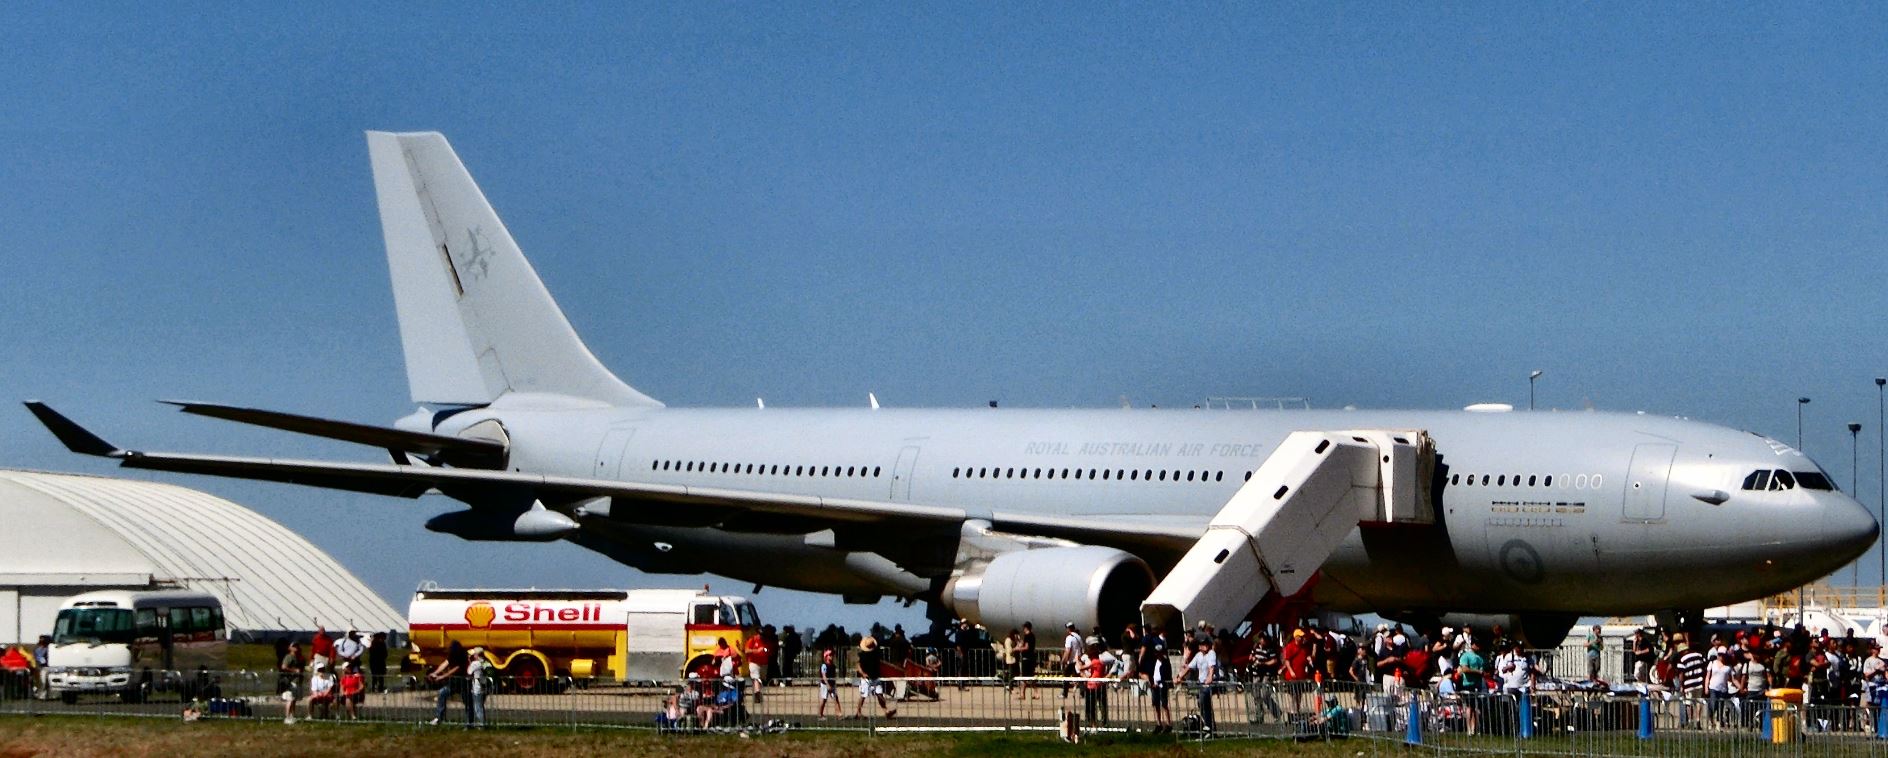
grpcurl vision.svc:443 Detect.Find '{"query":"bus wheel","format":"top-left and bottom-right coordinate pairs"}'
top-left (508, 658), bottom-right (545, 693)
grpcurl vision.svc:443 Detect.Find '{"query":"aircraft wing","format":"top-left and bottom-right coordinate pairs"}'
top-left (990, 511), bottom-right (1204, 571)
top-left (24, 402), bottom-right (966, 526)
top-left (157, 400), bottom-right (507, 469)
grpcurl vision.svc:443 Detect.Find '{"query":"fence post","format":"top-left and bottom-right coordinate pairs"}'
top-left (1636, 696), bottom-right (1653, 740)
top-left (1761, 697), bottom-right (1773, 742)
top-left (1517, 692), bottom-right (1532, 739)
top-left (1405, 697), bottom-right (1422, 745)
top-left (1878, 698), bottom-right (1888, 739)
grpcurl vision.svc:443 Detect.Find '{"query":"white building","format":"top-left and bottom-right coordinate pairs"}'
top-left (0, 469), bottom-right (402, 644)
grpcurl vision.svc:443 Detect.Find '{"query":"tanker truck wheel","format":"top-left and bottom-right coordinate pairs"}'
top-left (508, 657), bottom-right (546, 694)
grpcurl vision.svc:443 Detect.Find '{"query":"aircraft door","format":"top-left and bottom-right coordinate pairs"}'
top-left (1622, 443), bottom-right (1676, 522)
top-left (890, 446), bottom-right (921, 501)
top-left (594, 426), bottom-right (638, 479)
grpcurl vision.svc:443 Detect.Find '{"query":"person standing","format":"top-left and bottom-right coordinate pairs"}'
top-left (33, 635), bottom-right (50, 699)
top-left (466, 647), bottom-right (491, 728)
top-left (1187, 638), bottom-right (1218, 732)
top-left (277, 641), bottom-right (305, 724)
top-left (816, 648), bottom-right (840, 719)
top-left (852, 635), bottom-right (896, 719)
top-left (309, 626), bottom-right (333, 672)
top-left (1585, 625), bottom-right (1605, 681)
top-left (780, 625), bottom-right (804, 680)
top-left (1146, 636), bottom-right (1174, 733)
top-left (1017, 622), bottom-right (1037, 700)
top-left (368, 632), bottom-right (390, 693)
top-left (1062, 622), bottom-right (1083, 697)
top-left (334, 631), bottom-right (364, 678)
top-left (428, 640), bottom-right (469, 726)
top-left (744, 632), bottom-right (770, 701)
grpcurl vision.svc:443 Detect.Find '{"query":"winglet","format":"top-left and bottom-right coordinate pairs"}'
top-left (22, 402), bottom-right (126, 457)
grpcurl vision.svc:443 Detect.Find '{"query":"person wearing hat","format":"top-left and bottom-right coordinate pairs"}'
top-left (338, 661), bottom-right (366, 720)
top-left (465, 647), bottom-right (492, 728)
top-left (307, 662), bottom-right (336, 720)
top-left (852, 635), bottom-right (897, 719)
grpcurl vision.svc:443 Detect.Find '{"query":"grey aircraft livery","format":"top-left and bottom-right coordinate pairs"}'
top-left (27, 132), bottom-right (1879, 648)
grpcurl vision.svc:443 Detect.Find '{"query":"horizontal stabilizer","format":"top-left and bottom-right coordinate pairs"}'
top-left (23, 402), bottom-right (124, 457)
top-left (160, 400), bottom-right (506, 469)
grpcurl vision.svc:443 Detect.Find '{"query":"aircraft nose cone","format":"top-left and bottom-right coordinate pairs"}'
top-left (1823, 494), bottom-right (1880, 561)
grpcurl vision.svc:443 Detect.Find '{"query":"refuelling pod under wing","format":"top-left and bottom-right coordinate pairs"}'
top-left (1141, 429), bottom-right (1433, 633)
top-left (426, 501), bottom-right (580, 541)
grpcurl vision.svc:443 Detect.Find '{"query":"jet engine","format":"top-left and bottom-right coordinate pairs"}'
top-left (945, 546), bottom-right (1154, 633)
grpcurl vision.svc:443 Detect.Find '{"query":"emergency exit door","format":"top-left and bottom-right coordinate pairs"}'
top-left (1623, 443), bottom-right (1676, 522)
top-left (889, 446), bottom-right (921, 501)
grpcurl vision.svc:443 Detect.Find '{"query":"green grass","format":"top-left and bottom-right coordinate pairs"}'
top-left (0, 713), bottom-right (1376, 757)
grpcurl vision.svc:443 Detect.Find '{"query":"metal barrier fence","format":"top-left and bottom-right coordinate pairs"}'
top-left (10, 666), bottom-right (1888, 756)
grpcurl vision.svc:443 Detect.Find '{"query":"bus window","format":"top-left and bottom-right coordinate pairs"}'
top-left (737, 602), bottom-right (760, 629)
top-left (169, 607), bottom-right (189, 631)
top-left (190, 607), bottom-right (213, 632)
top-left (54, 607), bottom-right (134, 645)
top-left (135, 608), bottom-right (159, 634)
top-left (209, 606), bottom-right (225, 633)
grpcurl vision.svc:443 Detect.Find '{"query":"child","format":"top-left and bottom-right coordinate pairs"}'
top-left (817, 648), bottom-right (839, 719)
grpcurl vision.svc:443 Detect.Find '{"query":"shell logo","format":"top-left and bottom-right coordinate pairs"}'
top-left (464, 602), bottom-right (496, 629)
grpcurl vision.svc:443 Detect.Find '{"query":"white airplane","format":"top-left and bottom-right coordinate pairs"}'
top-left (27, 132), bottom-right (1878, 648)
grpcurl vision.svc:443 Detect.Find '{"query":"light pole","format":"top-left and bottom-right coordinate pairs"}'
top-left (1529, 370), bottom-right (1543, 411)
top-left (1878, 377), bottom-right (1885, 605)
top-left (1797, 396), bottom-right (1810, 624)
top-left (1797, 397), bottom-right (1811, 451)
top-left (1852, 422), bottom-right (1863, 587)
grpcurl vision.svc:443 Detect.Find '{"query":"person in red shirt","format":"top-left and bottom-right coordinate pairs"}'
top-left (744, 634), bottom-right (771, 698)
top-left (310, 626), bottom-right (334, 670)
top-left (338, 662), bottom-right (366, 720)
top-left (1280, 628), bottom-right (1312, 716)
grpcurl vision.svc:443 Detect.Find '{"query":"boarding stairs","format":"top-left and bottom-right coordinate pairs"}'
top-left (1140, 429), bottom-right (1435, 632)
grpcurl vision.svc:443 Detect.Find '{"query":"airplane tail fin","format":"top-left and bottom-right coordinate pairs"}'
top-left (365, 131), bottom-right (660, 408)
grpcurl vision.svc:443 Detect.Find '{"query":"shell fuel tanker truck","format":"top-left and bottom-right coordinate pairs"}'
top-left (408, 586), bottom-right (761, 689)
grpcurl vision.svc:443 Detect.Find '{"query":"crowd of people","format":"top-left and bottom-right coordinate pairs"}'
top-left (271, 627), bottom-right (392, 725)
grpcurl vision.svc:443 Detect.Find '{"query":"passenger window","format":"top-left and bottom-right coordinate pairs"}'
top-left (1215, 471), bottom-right (1224, 482)
top-left (190, 607), bottom-right (212, 632)
top-left (691, 604), bottom-right (715, 624)
top-left (135, 609), bottom-right (158, 633)
top-left (1527, 475), bottom-right (1536, 486)
top-left (1498, 475), bottom-right (1506, 486)
top-left (169, 607), bottom-right (188, 630)
top-left (1543, 475), bottom-right (1552, 487)
top-left (1481, 475), bottom-right (1490, 486)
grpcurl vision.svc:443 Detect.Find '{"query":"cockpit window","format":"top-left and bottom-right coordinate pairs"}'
top-left (1794, 471), bottom-right (1835, 491)
top-left (1741, 469), bottom-right (1828, 491)
top-left (1741, 470), bottom-right (1772, 491)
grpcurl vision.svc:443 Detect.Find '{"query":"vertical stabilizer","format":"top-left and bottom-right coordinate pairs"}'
top-left (366, 131), bottom-right (660, 407)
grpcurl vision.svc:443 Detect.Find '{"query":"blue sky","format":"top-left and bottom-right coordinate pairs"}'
top-left (3, 4), bottom-right (1886, 631)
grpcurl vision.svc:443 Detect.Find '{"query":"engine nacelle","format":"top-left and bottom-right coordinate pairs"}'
top-left (1432, 612), bottom-right (1578, 649)
top-left (946, 546), bottom-right (1154, 634)
top-left (425, 502), bottom-right (579, 542)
